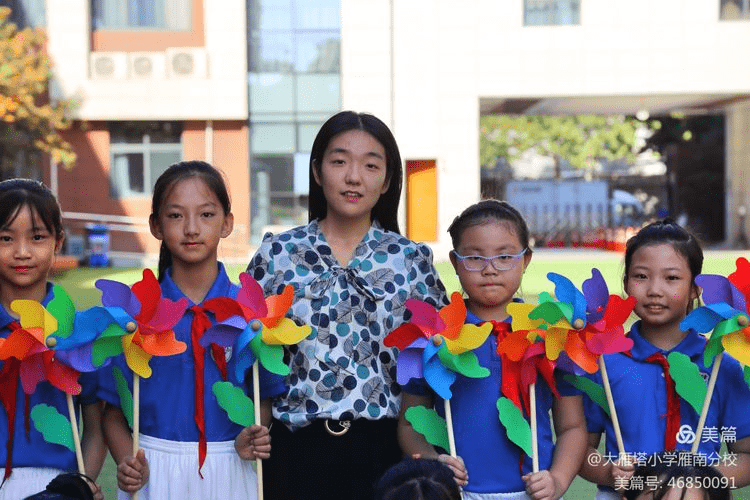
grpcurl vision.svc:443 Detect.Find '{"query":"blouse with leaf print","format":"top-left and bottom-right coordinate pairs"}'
top-left (247, 220), bottom-right (447, 429)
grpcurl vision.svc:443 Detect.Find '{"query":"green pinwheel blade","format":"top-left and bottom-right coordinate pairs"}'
top-left (48, 284), bottom-right (75, 339)
top-left (529, 301), bottom-right (564, 324)
top-left (744, 366), bottom-right (750, 390)
top-left (113, 366), bottom-right (134, 429)
top-left (404, 405), bottom-right (450, 452)
top-left (710, 317), bottom-right (743, 342)
top-left (497, 397), bottom-right (532, 458)
top-left (251, 334), bottom-right (289, 376)
top-left (31, 404), bottom-right (75, 452)
top-left (667, 352), bottom-right (707, 416)
top-left (538, 292), bottom-right (554, 304)
top-left (436, 346), bottom-right (489, 379)
top-left (563, 374), bottom-right (609, 416)
top-left (704, 336), bottom-right (725, 367)
top-left (93, 328), bottom-right (125, 367)
top-left (212, 381), bottom-right (255, 427)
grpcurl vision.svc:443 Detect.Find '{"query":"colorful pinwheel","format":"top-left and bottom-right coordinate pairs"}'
top-left (680, 258), bottom-right (750, 453)
top-left (94, 268), bottom-right (188, 378)
top-left (200, 272), bottom-right (312, 379)
top-left (384, 291), bottom-right (492, 400)
top-left (682, 257), bottom-right (750, 366)
top-left (0, 289), bottom-right (85, 479)
top-left (526, 270), bottom-right (635, 374)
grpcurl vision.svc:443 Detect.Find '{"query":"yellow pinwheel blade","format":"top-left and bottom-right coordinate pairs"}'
top-left (443, 322), bottom-right (492, 354)
top-left (262, 317), bottom-right (311, 345)
top-left (544, 327), bottom-right (568, 360)
top-left (11, 300), bottom-right (58, 337)
top-left (123, 333), bottom-right (153, 378)
top-left (722, 331), bottom-right (750, 366)
top-left (507, 303), bottom-right (544, 331)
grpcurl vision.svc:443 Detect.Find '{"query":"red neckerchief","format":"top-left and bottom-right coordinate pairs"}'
top-left (624, 351), bottom-right (680, 450)
top-left (0, 321), bottom-right (24, 485)
top-left (189, 305), bottom-right (229, 477)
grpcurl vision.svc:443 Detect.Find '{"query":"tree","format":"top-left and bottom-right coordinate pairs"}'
top-left (480, 114), bottom-right (647, 177)
top-left (0, 6), bottom-right (75, 180)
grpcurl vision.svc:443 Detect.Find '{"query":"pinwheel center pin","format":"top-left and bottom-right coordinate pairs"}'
top-left (45, 336), bottom-right (57, 348)
top-left (125, 322), bottom-right (137, 333)
top-left (572, 319), bottom-right (585, 330)
top-left (738, 315), bottom-right (749, 327)
top-left (432, 335), bottom-right (443, 346)
top-left (250, 320), bottom-right (262, 332)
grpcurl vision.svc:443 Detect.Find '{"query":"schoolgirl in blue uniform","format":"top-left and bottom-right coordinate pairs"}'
top-left (100, 161), bottom-right (284, 500)
top-left (0, 179), bottom-right (105, 500)
top-left (580, 220), bottom-right (750, 499)
top-left (398, 200), bottom-right (587, 500)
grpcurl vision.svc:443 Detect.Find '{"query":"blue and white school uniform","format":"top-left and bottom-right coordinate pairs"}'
top-left (0, 283), bottom-right (98, 500)
top-left (98, 264), bottom-right (286, 500)
top-left (584, 321), bottom-right (750, 499)
top-left (404, 309), bottom-right (579, 499)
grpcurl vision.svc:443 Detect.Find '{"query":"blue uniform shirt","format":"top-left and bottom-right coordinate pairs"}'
top-left (585, 321), bottom-right (750, 471)
top-left (0, 283), bottom-right (98, 471)
top-left (98, 264), bottom-right (286, 442)
top-left (404, 309), bottom-right (578, 494)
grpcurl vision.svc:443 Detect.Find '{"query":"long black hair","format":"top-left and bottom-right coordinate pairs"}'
top-left (0, 178), bottom-right (64, 241)
top-left (150, 161), bottom-right (231, 281)
top-left (308, 111), bottom-right (403, 234)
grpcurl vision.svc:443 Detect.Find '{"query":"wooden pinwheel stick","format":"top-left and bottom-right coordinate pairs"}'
top-left (249, 320), bottom-right (265, 500)
top-left (598, 356), bottom-right (626, 458)
top-left (66, 394), bottom-right (86, 474)
top-left (45, 336), bottom-right (86, 475)
top-left (690, 352), bottom-right (723, 454)
top-left (530, 382), bottom-right (539, 473)
top-left (124, 321), bottom-right (142, 500)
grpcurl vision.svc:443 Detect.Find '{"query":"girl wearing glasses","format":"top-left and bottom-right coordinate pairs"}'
top-left (397, 200), bottom-right (587, 500)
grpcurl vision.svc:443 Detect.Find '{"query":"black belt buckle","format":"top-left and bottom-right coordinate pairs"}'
top-left (324, 419), bottom-right (351, 436)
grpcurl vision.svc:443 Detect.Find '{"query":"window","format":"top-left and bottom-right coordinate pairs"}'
top-left (109, 122), bottom-right (182, 198)
top-left (91, 0), bottom-right (191, 30)
top-left (720, 0), bottom-right (750, 19)
top-left (6, 0), bottom-right (45, 28)
top-left (524, 0), bottom-right (580, 26)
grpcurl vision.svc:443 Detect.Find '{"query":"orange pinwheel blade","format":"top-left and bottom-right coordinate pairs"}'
top-left (138, 330), bottom-right (187, 357)
top-left (263, 285), bottom-right (295, 328)
top-left (565, 333), bottom-right (598, 373)
top-left (439, 292), bottom-right (468, 340)
top-left (0, 328), bottom-right (39, 360)
top-left (497, 330), bottom-right (531, 362)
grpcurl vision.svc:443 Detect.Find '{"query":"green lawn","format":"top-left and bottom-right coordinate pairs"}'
top-left (52, 250), bottom-right (750, 499)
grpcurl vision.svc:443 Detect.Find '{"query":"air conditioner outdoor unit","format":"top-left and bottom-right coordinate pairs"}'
top-left (128, 52), bottom-right (167, 79)
top-left (89, 52), bottom-right (128, 80)
top-left (165, 47), bottom-right (208, 79)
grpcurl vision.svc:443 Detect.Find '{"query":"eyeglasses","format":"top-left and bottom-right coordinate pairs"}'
top-left (452, 248), bottom-right (528, 272)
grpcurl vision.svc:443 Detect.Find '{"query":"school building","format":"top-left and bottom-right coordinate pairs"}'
top-left (10, 0), bottom-right (750, 264)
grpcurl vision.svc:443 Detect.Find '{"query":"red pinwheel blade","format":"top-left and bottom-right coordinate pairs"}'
top-left (131, 269), bottom-right (161, 324)
top-left (384, 324), bottom-right (425, 351)
top-left (602, 295), bottom-right (636, 327)
top-left (44, 355), bottom-right (82, 395)
top-left (729, 257), bottom-right (750, 300)
top-left (203, 297), bottom-right (246, 322)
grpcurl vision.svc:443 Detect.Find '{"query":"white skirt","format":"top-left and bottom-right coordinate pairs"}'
top-left (117, 434), bottom-right (258, 500)
top-left (0, 466), bottom-right (65, 500)
top-left (463, 490), bottom-right (531, 500)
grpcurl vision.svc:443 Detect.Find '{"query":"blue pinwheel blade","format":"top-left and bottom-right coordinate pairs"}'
top-left (423, 341), bottom-right (456, 400)
top-left (680, 303), bottom-right (740, 333)
top-left (548, 272), bottom-right (586, 324)
top-left (582, 268), bottom-right (608, 323)
top-left (54, 345), bottom-right (98, 372)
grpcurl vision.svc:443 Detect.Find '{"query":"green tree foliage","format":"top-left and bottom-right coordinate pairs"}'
top-left (480, 114), bottom-right (646, 174)
top-left (0, 6), bottom-right (76, 177)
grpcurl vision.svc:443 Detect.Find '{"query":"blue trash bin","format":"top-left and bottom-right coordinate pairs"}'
top-left (85, 224), bottom-right (110, 267)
